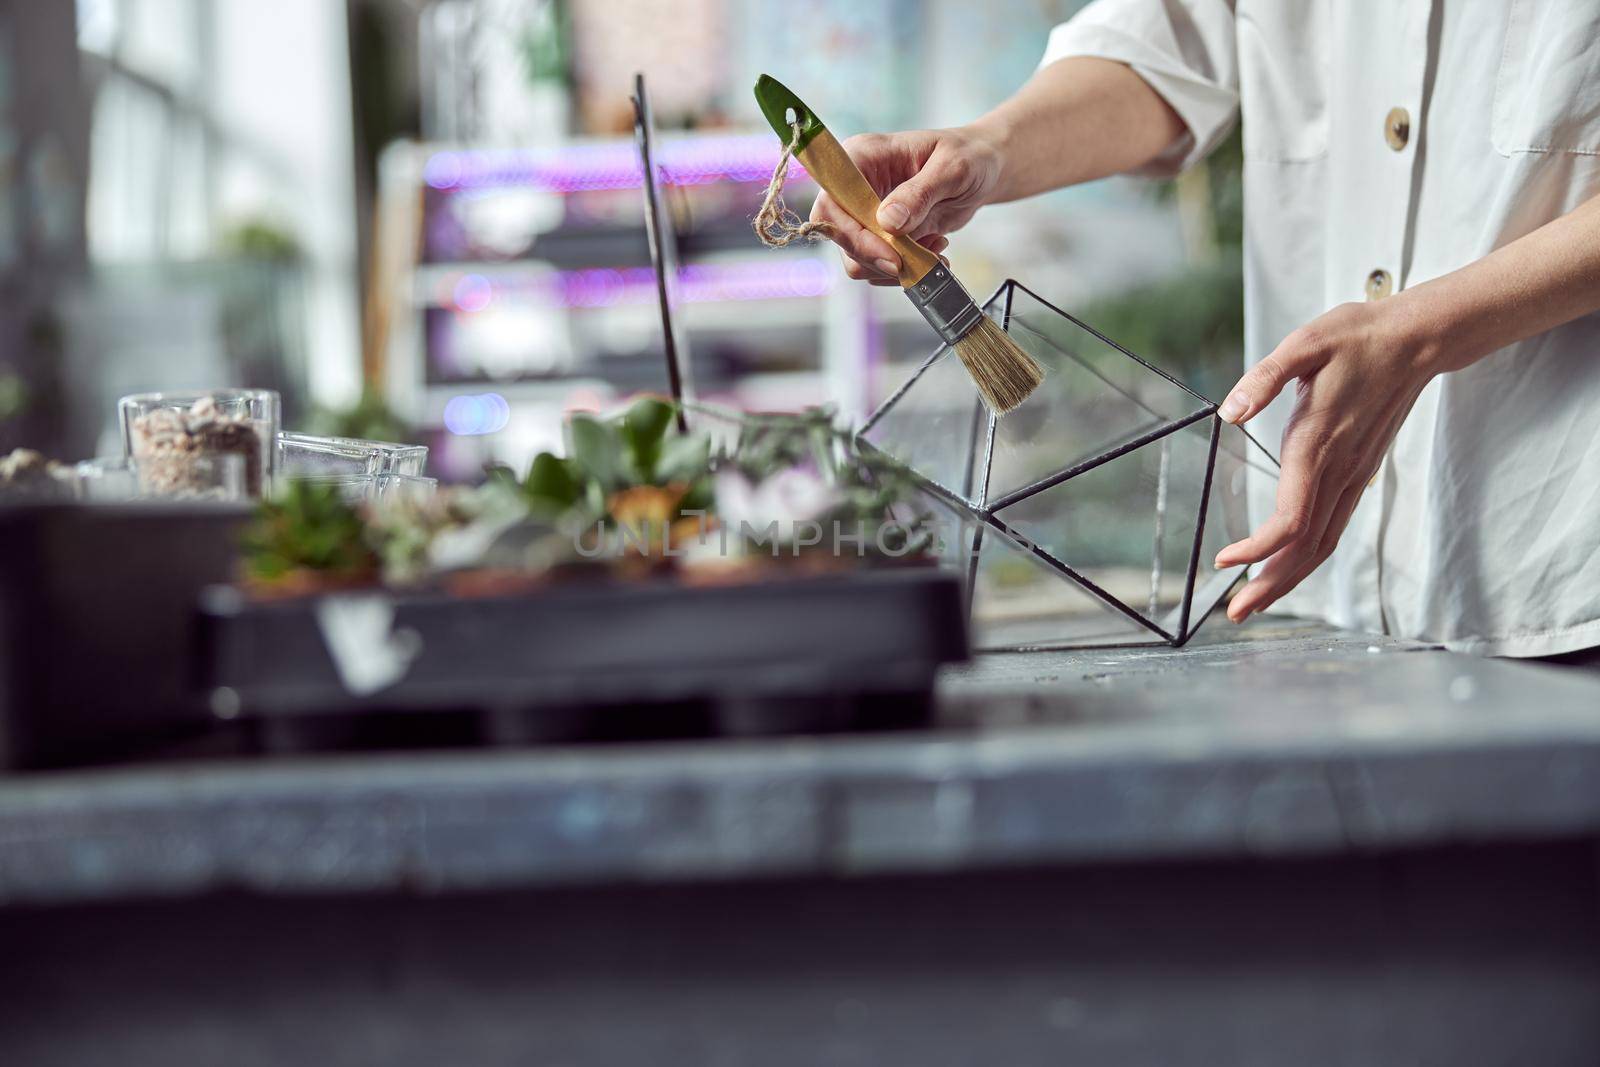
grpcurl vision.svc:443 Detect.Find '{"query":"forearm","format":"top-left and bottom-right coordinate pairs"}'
top-left (968, 57), bottom-right (1187, 203)
top-left (1401, 192), bottom-right (1600, 374)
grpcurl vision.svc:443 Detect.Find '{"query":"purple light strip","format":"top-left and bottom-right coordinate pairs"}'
top-left (424, 134), bottom-right (809, 193)
top-left (442, 260), bottom-right (833, 311)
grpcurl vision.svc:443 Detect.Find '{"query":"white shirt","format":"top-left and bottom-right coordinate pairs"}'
top-left (1042, 0), bottom-right (1600, 656)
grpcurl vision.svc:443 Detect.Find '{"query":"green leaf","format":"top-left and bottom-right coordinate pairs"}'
top-left (680, 474), bottom-right (714, 515)
top-left (239, 478), bottom-right (378, 581)
top-left (619, 396), bottom-right (676, 482)
top-left (655, 431), bottom-right (711, 485)
top-left (523, 451), bottom-right (582, 514)
top-left (565, 413), bottom-right (621, 489)
top-left (484, 463), bottom-right (521, 492)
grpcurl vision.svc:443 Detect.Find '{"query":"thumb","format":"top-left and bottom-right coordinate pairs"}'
top-left (1218, 332), bottom-right (1325, 424)
top-left (876, 149), bottom-right (964, 235)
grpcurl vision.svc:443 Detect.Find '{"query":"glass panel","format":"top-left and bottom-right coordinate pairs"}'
top-left (971, 520), bottom-right (1165, 651)
top-left (906, 485), bottom-right (981, 590)
top-left (906, 487), bottom-right (1156, 649)
top-left (1185, 419), bottom-right (1281, 638)
top-left (861, 280), bottom-right (1274, 650)
top-left (994, 419), bottom-right (1213, 637)
top-left (986, 284), bottom-right (1210, 504)
top-left (860, 346), bottom-right (990, 506)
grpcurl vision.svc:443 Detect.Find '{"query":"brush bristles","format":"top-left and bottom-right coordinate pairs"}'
top-left (953, 318), bottom-right (1045, 413)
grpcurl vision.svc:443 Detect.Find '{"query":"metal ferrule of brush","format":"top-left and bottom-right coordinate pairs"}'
top-left (903, 266), bottom-right (985, 347)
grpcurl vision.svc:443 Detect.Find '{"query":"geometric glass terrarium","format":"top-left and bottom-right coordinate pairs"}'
top-left (859, 280), bottom-right (1280, 650)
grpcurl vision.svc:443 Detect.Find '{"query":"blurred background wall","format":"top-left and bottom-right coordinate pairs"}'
top-left (1, 0), bottom-right (1242, 479)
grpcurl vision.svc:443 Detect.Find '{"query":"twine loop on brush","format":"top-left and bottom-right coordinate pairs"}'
top-left (753, 122), bottom-right (833, 247)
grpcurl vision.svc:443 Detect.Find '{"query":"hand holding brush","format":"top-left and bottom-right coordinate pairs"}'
top-left (753, 76), bottom-right (1044, 413)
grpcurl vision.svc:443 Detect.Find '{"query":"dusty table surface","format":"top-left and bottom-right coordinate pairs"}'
top-left (1, 617), bottom-right (1598, 905)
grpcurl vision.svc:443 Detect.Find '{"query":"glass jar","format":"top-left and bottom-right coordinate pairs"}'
top-left (77, 454), bottom-right (247, 503)
top-left (119, 389), bottom-right (279, 499)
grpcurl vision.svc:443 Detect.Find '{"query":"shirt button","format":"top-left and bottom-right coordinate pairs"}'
top-left (1385, 107), bottom-right (1411, 151)
top-left (1365, 269), bottom-right (1393, 300)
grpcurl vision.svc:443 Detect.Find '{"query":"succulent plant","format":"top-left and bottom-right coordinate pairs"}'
top-left (240, 479), bottom-right (381, 586)
top-left (239, 398), bottom-right (943, 592)
top-left (489, 395), bottom-right (714, 532)
top-left (717, 407), bottom-right (939, 559)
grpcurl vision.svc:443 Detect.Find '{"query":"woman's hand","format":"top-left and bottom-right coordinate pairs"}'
top-left (1213, 299), bottom-right (1443, 622)
top-left (1214, 189), bottom-right (1600, 623)
top-left (806, 58), bottom-right (1192, 285)
top-left (808, 127), bottom-right (1004, 285)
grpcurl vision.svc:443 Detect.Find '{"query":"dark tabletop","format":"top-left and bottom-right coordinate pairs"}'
top-left (2, 617), bottom-right (1598, 906)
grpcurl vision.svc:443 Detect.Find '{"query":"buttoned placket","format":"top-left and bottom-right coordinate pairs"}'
top-left (1369, 0), bottom-right (1436, 634)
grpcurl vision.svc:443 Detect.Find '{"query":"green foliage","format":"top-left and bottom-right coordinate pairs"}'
top-left (565, 412), bottom-right (622, 490)
top-left (241, 480), bottom-right (379, 583)
top-left (720, 407), bottom-right (939, 557)
top-left (520, 452), bottom-right (583, 517)
top-left (222, 219), bottom-right (302, 264)
top-left (1079, 257), bottom-right (1243, 394)
top-left (244, 399), bottom-right (945, 588)
top-left (655, 432), bottom-right (711, 486)
top-left (492, 396), bottom-right (711, 525)
top-left (619, 396), bottom-right (675, 481)
top-left (726, 407), bottom-right (838, 481)
top-left (0, 374), bottom-right (27, 422)
top-left (518, 0), bottom-right (571, 87)
top-left (307, 391), bottom-right (415, 444)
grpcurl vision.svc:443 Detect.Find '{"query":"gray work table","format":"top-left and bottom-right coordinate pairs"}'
top-left (3, 618), bottom-right (1599, 1067)
top-left (0, 618), bottom-right (1596, 904)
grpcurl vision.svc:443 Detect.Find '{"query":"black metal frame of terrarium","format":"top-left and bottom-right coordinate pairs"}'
top-left (858, 279), bottom-right (1281, 652)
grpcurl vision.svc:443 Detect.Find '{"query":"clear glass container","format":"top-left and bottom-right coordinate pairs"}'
top-left (76, 454), bottom-right (247, 503)
top-left (861, 279), bottom-right (1280, 650)
top-left (119, 388), bottom-right (279, 498)
top-left (74, 457), bottom-right (140, 502)
top-left (284, 472), bottom-right (438, 504)
top-left (276, 432), bottom-right (428, 478)
top-left (374, 473), bottom-right (438, 503)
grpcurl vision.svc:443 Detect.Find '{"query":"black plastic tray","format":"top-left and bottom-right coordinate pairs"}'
top-left (0, 502), bottom-right (251, 768)
top-left (199, 567), bottom-right (969, 748)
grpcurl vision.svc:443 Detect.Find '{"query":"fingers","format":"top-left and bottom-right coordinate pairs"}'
top-left (843, 241), bottom-right (947, 285)
top-left (1217, 326), bottom-right (1330, 425)
top-left (1226, 478), bottom-right (1365, 621)
top-left (1213, 421), bottom-right (1331, 569)
top-left (810, 191), bottom-right (902, 276)
top-left (815, 130), bottom-right (965, 283)
top-left (874, 142), bottom-right (973, 235)
top-left (811, 192), bottom-right (948, 282)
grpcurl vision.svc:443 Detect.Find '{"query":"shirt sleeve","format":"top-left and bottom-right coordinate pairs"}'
top-left (1040, 0), bottom-right (1240, 176)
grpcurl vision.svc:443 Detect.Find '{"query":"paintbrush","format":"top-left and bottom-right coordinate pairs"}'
top-left (754, 75), bottom-right (1043, 413)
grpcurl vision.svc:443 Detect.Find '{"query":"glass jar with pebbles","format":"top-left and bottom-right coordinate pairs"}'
top-left (119, 389), bottom-right (279, 499)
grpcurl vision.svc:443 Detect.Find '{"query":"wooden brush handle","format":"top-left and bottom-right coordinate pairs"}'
top-left (797, 129), bottom-right (942, 289)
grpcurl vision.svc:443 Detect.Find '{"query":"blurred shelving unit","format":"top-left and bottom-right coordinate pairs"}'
top-left (353, 0), bottom-right (1199, 484)
top-left (367, 132), bottom-right (897, 482)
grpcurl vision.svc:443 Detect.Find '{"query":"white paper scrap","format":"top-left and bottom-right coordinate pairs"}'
top-left (315, 594), bottom-right (420, 696)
